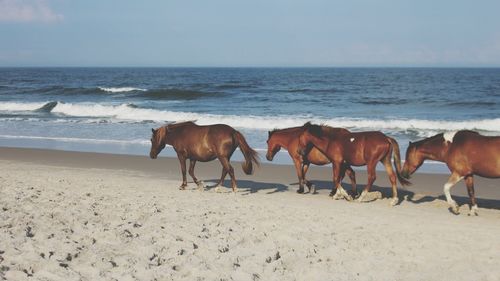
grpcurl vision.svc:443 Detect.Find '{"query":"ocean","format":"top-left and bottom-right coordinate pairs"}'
top-left (1, 67), bottom-right (499, 173)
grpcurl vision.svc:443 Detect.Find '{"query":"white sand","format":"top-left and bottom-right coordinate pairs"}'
top-left (1, 159), bottom-right (500, 281)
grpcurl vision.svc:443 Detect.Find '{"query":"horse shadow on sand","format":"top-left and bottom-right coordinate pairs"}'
top-left (307, 180), bottom-right (500, 212)
top-left (204, 179), bottom-right (289, 195)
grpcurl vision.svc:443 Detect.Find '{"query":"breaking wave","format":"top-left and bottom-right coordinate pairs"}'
top-left (1, 101), bottom-right (499, 134)
top-left (0, 101), bottom-right (49, 111)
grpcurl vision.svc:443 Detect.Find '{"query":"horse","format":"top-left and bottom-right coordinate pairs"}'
top-left (402, 130), bottom-right (500, 215)
top-left (149, 121), bottom-right (259, 192)
top-left (266, 126), bottom-right (357, 195)
top-left (298, 122), bottom-right (411, 206)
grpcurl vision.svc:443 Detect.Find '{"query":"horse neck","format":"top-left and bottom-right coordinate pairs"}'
top-left (273, 129), bottom-right (302, 149)
top-left (307, 133), bottom-right (330, 154)
top-left (419, 138), bottom-right (449, 162)
top-left (161, 127), bottom-right (176, 146)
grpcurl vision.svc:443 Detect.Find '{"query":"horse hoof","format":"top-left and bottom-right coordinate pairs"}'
top-left (343, 193), bottom-right (353, 201)
top-left (389, 197), bottom-right (399, 207)
top-left (468, 205), bottom-right (479, 216)
top-left (297, 188), bottom-right (305, 194)
top-left (179, 185), bottom-right (187, 190)
top-left (329, 191), bottom-right (335, 197)
top-left (332, 193), bottom-right (343, 200)
top-left (197, 181), bottom-right (206, 191)
top-left (450, 204), bottom-right (460, 215)
top-left (309, 186), bottom-right (316, 194)
top-left (214, 186), bottom-right (222, 193)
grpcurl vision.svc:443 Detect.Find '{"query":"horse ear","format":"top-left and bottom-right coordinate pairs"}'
top-left (151, 128), bottom-right (155, 133)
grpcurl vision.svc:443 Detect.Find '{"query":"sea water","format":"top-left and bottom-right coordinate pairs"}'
top-left (1, 67), bottom-right (499, 173)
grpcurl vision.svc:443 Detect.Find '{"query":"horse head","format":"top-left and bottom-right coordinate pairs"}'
top-left (266, 130), bottom-right (281, 161)
top-left (149, 127), bottom-right (167, 159)
top-left (401, 141), bottom-right (424, 179)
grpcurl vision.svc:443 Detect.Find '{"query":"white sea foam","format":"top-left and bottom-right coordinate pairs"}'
top-left (2, 101), bottom-right (500, 134)
top-left (98, 87), bottom-right (147, 93)
top-left (0, 101), bottom-right (49, 111)
top-left (52, 103), bottom-right (500, 133)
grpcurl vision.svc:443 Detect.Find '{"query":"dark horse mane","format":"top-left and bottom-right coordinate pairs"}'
top-left (411, 133), bottom-right (444, 147)
top-left (303, 121), bottom-right (325, 137)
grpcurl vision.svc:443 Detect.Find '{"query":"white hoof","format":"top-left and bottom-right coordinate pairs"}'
top-left (468, 205), bottom-right (479, 216)
top-left (214, 185), bottom-right (222, 193)
top-left (356, 191), bottom-right (368, 202)
top-left (389, 197), bottom-right (399, 207)
top-left (338, 188), bottom-right (351, 201)
top-left (197, 181), bottom-right (206, 191)
top-left (332, 192), bottom-right (343, 200)
top-left (449, 201), bottom-right (460, 214)
top-left (309, 183), bottom-right (316, 194)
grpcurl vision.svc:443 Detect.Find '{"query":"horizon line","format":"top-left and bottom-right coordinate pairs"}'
top-left (1, 65), bottom-right (500, 69)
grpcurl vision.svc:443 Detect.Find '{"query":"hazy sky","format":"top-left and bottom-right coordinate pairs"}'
top-left (1, 0), bottom-right (500, 67)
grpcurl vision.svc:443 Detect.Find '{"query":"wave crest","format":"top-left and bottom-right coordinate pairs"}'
top-left (98, 87), bottom-right (147, 93)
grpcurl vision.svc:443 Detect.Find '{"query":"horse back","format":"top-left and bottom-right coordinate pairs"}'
top-left (448, 131), bottom-right (500, 178)
top-left (336, 131), bottom-right (391, 164)
top-left (171, 123), bottom-right (236, 161)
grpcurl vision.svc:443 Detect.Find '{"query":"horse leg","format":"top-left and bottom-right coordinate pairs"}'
top-left (382, 155), bottom-right (399, 206)
top-left (465, 176), bottom-right (478, 216)
top-left (219, 156), bottom-right (237, 192)
top-left (178, 156), bottom-right (188, 190)
top-left (188, 159), bottom-right (205, 191)
top-left (332, 163), bottom-right (352, 201)
top-left (213, 168), bottom-right (228, 192)
top-left (302, 163), bottom-right (315, 193)
top-left (444, 173), bottom-right (464, 214)
top-left (330, 164), bottom-right (339, 198)
top-left (293, 157), bottom-right (305, 194)
top-left (344, 165), bottom-right (357, 198)
top-left (357, 162), bottom-right (377, 202)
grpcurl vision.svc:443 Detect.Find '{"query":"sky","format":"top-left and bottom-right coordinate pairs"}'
top-left (1, 0), bottom-right (500, 67)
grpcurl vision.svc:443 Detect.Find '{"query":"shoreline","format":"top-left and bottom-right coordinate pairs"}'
top-left (0, 136), bottom-right (452, 174)
top-left (1, 146), bottom-right (499, 206)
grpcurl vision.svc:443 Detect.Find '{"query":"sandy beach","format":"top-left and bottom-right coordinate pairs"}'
top-left (1, 147), bottom-right (499, 281)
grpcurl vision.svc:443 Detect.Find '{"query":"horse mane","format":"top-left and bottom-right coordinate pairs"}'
top-left (268, 126), bottom-right (303, 137)
top-left (165, 120), bottom-right (197, 130)
top-left (303, 121), bottom-right (324, 137)
top-left (412, 133), bottom-right (444, 147)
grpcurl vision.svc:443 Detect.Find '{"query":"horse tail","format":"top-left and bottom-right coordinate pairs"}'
top-left (233, 130), bottom-right (260, 175)
top-left (388, 137), bottom-right (412, 186)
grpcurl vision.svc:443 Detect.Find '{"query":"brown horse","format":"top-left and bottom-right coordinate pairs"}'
top-left (402, 130), bottom-right (500, 215)
top-left (298, 122), bottom-right (411, 206)
top-left (266, 126), bottom-right (357, 195)
top-left (150, 121), bottom-right (259, 192)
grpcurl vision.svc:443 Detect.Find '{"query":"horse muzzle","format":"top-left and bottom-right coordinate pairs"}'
top-left (266, 153), bottom-right (274, 161)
